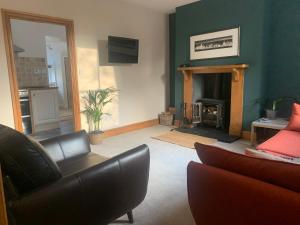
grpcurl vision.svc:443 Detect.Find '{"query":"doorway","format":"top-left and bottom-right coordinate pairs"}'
top-left (2, 9), bottom-right (81, 140)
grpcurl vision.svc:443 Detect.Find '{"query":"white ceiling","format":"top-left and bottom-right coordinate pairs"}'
top-left (120, 0), bottom-right (199, 13)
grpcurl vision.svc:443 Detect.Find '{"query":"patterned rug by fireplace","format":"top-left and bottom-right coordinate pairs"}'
top-left (152, 130), bottom-right (217, 149)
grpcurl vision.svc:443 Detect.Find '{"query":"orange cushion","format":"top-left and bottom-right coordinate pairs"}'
top-left (195, 142), bottom-right (300, 193)
top-left (256, 130), bottom-right (300, 158)
top-left (286, 103), bottom-right (300, 131)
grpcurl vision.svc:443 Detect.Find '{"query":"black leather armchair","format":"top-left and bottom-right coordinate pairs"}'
top-left (0, 125), bottom-right (150, 225)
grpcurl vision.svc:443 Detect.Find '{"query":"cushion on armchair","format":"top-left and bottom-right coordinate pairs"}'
top-left (286, 103), bottom-right (300, 132)
top-left (0, 125), bottom-right (62, 194)
top-left (195, 143), bottom-right (300, 193)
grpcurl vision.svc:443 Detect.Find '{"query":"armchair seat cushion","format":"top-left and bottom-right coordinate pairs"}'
top-left (286, 103), bottom-right (300, 132)
top-left (57, 152), bottom-right (108, 176)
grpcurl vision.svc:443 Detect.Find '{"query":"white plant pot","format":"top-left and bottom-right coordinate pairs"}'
top-left (266, 109), bottom-right (277, 119)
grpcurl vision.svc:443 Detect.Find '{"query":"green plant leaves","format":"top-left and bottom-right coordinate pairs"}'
top-left (81, 87), bottom-right (118, 133)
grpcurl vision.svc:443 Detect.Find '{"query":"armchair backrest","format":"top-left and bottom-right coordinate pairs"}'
top-left (40, 130), bottom-right (91, 163)
top-left (0, 125), bottom-right (62, 194)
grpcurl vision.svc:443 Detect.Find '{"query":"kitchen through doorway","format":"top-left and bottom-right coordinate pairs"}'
top-left (2, 10), bottom-right (81, 140)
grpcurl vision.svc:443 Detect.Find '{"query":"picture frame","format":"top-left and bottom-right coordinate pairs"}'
top-left (190, 27), bottom-right (240, 60)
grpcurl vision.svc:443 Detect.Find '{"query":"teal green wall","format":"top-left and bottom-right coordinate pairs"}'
top-left (171, 0), bottom-right (271, 130)
top-left (169, 13), bottom-right (176, 106)
top-left (266, 0), bottom-right (300, 117)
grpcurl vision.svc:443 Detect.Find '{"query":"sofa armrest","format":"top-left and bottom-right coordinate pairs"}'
top-left (40, 130), bottom-right (91, 163)
top-left (187, 162), bottom-right (300, 225)
top-left (10, 145), bottom-right (150, 225)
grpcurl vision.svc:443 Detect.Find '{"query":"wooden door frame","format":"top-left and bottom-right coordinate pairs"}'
top-left (1, 9), bottom-right (81, 132)
top-left (0, 166), bottom-right (8, 225)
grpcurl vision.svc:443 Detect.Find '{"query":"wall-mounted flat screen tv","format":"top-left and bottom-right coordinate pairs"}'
top-left (108, 36), bottom-right (139, 64)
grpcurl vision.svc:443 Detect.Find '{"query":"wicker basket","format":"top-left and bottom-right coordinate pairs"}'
top-left (159, 113), bottom-right (174, 126)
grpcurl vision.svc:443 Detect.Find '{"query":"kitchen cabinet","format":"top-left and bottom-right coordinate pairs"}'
top-left (30, 88), bottom-right (59, 132)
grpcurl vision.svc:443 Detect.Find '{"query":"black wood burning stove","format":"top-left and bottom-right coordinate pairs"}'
top-left (195, 98), bottom-right (227, 129)
top-left (180, 73), bottom-right (231, 130)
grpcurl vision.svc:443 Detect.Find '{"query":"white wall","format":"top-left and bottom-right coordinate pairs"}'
top-left (46, 38), bottom-right (69, 109)
top-left (0, 0), bottom-right (169, 130)
top-left (11, 19), bottom-right (67, 58)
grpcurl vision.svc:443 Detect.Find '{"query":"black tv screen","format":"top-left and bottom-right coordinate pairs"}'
top-left (108, 36), bottom-right (139, 64)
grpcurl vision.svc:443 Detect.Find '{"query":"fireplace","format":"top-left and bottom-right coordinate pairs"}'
top-left (191, 72), bottom-right (231, 130)
top-left (178, 64), bottom-right (249, 136)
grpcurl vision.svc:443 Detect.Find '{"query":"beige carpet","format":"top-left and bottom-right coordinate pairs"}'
top-left (152, 131), bottom-right (217, 148)
top-left (91, 125), bottom-right (250, 225)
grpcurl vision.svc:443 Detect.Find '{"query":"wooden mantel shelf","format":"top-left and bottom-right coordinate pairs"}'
top-left (178, 64), bottom-right (249, 136)
top-left (178, 64), bottom-right (249, 74)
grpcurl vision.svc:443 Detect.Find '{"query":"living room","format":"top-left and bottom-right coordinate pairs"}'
top-left (1, 0), bottom-right (300, 225)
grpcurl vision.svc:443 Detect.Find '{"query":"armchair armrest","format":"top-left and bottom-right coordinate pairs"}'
top-left (10, 145), bottom-right (150, 225)
top-left (187, 162), bottom-right (300, 225)
top-left (40, 130), bottom-right (91, 163)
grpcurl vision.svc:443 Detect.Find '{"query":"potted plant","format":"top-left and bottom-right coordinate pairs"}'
top-left (81, 88), bottom-right (117, 145)
top-left (266, 97), bottom-right (297, 119)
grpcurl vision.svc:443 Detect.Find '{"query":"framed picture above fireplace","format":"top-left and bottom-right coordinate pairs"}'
top-left (190, 27), bottom-right (240, 60)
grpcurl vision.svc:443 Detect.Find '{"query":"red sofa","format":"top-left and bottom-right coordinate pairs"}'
top-left (188, 143), bottom-right (300, 225)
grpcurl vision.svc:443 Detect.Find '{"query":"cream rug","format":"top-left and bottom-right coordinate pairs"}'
top-left (152, 130), bottom-right (217, 149)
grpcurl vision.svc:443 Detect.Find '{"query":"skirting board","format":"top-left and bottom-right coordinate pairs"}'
top-left (242, 131), bottom-right (251, 140)
top-left (104, 119), bottom-right (159, 138)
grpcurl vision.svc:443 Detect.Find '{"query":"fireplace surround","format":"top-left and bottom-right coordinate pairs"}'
top-left (178, 64), bottom-right (249, 136)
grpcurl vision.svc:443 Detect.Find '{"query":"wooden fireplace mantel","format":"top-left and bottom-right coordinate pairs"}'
top-left (178, 64), bottom-right (248, 72)
top-left (178, 64), bottom-right (249, 136)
